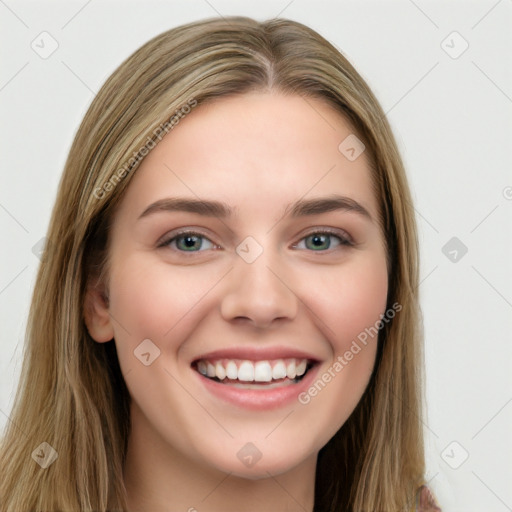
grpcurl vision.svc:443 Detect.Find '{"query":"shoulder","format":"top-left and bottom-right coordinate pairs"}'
top-left (414, 485), bottom-right (442, 512)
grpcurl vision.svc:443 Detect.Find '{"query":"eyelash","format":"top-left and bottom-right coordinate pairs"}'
top-left (158, 228), bottom-right (354, 253)
top-left (293, 228), bottom-right (353, 251)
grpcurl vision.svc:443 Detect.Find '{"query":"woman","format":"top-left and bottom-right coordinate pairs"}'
top-left (0, 16), bottom-right (441, 511)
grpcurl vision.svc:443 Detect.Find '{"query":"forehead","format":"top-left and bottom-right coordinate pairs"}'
top-left (115, 92), bottom-right (378, 223)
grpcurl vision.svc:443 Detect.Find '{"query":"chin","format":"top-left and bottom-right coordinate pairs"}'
top-left (206, 448), bottom-right (312, 480)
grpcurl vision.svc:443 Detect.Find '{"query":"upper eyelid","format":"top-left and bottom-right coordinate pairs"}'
top-left (157, 228), bottom-right (216, 246)
top-left (159, 227), bottom-right (352, 250)
top-left (299, 227), bottom-right (352, 241)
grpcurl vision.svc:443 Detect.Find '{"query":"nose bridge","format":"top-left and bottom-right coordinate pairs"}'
top-left (220, 240), bottom-right (298, 327)
top-left (237, 249), bottom-right (280, 294)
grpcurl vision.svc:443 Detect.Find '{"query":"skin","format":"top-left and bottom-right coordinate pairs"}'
top-left (85, 92), bottom-right (389, 512)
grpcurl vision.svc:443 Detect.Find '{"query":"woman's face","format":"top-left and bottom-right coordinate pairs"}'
top-left (88, 92), bottom-right (388, 478)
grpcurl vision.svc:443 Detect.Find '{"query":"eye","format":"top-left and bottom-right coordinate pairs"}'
top-left (159, 231), bottom-right (216, 252)
top-left (294, 230), bottom-right (352, 251)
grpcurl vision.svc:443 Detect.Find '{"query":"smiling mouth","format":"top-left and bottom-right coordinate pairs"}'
top-left (192, 358), bottom-right (315, 389)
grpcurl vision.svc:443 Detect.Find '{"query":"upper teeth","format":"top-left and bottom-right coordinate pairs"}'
top-left (196, 358), bottom-right (308, 382)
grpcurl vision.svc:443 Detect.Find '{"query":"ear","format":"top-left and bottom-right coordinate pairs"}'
top-left (84, 284), bottom-right (114, 343)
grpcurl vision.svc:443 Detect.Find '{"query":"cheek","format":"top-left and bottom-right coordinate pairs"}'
top-left (301, 254), bottom-right (389, 353)
top-left (107, 255), bottom-right (224, 349)
top-left (291, 259), bottom-right (388, 447)
top-left (338, 265), bottom-right (388, 348)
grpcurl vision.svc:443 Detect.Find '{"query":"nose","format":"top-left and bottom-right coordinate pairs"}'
top-left (220, 254), bottom-right (298, 329)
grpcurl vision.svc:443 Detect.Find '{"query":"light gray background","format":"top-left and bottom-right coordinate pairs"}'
top-left (1, 1), bottom-right (511, 510)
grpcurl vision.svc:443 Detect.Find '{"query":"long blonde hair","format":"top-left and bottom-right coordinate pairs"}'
top-left (0, 17), bottom-right (424, 511)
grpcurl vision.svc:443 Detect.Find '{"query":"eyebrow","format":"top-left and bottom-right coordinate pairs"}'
top-left (138, 197), bottom-right (229, 219)
top-left (138, 195), bottom-right (372, 221)
top-left (288, 196), bottom-right (372, 220)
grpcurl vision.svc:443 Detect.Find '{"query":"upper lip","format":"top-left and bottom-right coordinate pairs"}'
top-left (191, 346), bottom-right (321, 363)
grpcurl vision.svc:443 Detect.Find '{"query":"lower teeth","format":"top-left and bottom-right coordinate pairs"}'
top-left (207, 372), bottom-right (307, 387)
top-left (219, 379), bottom-right (297, 389)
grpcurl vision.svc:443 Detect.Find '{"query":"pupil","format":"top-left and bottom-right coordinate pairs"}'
top-left (181, 235), bottom-right (200, 250)
top-left (308, 234), bottom-right (329, 250)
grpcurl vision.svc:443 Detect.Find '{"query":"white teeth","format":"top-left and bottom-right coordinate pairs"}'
top-left (286, 361), bottom-right (297, 379)
top-left (215, 362), bottom-right (226, 380)
top-left (196, 358), bottom-right (311, 383)
top-left (296, 360), bottom-right (307, 377)
top-left (206, 362), bottom-right (216, 378)
top-left (254, 361), bottom-right (272, 382)
top-left (226, 361), bottom-right (238, 380)
top-left (197, 360), bottom-right (207, 376)
top-left (272, 360), bottom-right (287, 379)
top-left (238, 361), bottom-right (255, 381)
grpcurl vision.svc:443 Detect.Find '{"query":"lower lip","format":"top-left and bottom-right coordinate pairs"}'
top-left (195, 364), bottom-right (320, 411)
